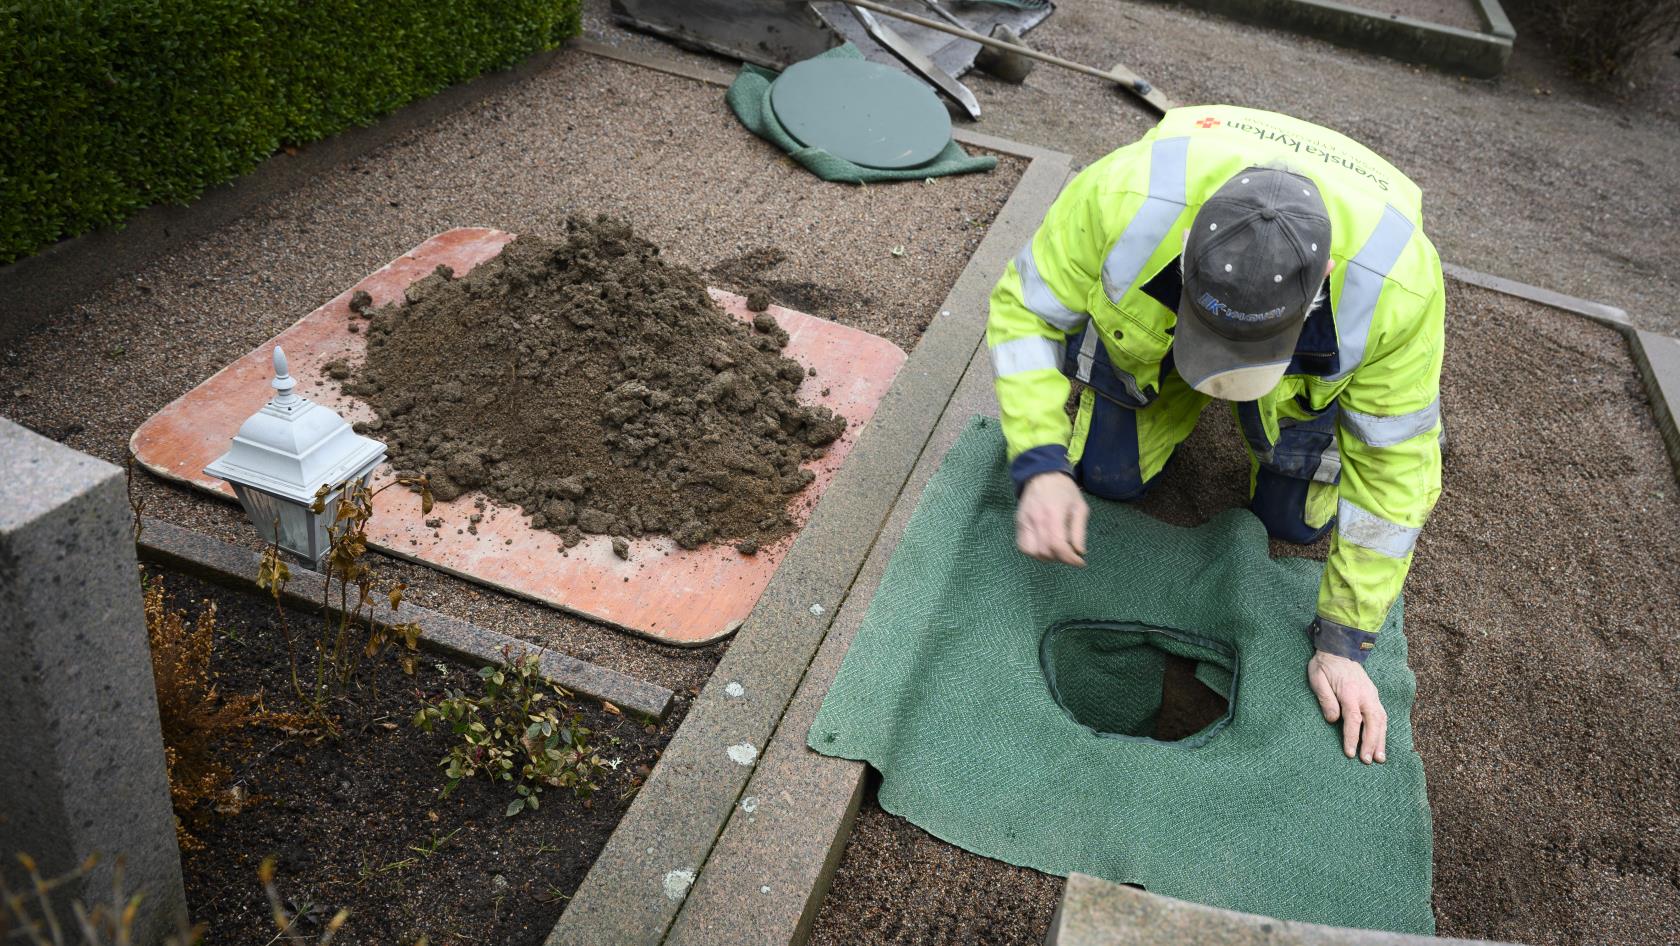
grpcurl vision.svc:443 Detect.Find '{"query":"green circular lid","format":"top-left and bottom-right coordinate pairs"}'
top-left (769, 58), bottom-right (952, 170)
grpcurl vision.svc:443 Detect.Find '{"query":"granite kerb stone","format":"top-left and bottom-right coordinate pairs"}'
top-left (134, 516), bottom-right (673, 720)
top-left (1631, 329), bottom-right (1680, 485)
top-left (1044, 873), bottom-right (1515, 946)
top-left (1, 418), bottom-right (188, 945)
top-left (541, 136), bottom-right (1073, 946)
top-left (666, 325), bottom-right (1008, 946)
top-left (1170, 0), bottom-right (1513, 77)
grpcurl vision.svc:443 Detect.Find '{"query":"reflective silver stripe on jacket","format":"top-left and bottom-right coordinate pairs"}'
top-left (1340, 397), bottom-right (1441, 448)
top-left (990, 335), bottom-right (1064, 378)
top-left (1337, 498), bottom-right (1421, 558)
top-left (1312, 435), bottom-right (1342, 484)
top-left (1328, 205), bottom-right (1416, 381)
top-left (1101, 136), bottom-right (1190, 303)
top-left (1015, 241), bottom-right (1088, 333)
top-left (1074, 327), bottom-right (1100, 384)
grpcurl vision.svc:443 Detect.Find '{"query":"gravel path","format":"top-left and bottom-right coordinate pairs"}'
top-left (0, 50), bottom-right (1022, 696)
top-left (808, 284), bottom-right (1680, 944)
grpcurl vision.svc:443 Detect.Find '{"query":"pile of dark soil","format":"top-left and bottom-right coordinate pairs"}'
top-left (164, 569), bottom-right (674, 946)
top-left (339, 216), bottom-right (846, 551)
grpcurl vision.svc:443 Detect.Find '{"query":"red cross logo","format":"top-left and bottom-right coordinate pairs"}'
top-left (1195, 117), bottom-right (1221, 129)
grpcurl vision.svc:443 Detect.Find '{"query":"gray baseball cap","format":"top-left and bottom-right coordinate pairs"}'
top-left (1175, 167), bottom-right (1332, 401)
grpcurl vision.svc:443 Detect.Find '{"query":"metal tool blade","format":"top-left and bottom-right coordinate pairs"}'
top-left (849, 4), bottom-right (982, 121)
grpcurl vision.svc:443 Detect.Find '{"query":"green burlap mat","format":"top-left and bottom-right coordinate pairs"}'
top-left (809, 417), bottom-right (1434, 934)
top-left (725, 44), bottom-right (997, 183)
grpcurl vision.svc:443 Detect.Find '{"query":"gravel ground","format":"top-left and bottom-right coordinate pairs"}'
top-left (808, 284), bottom-right (1680, 944)
top-left (584, 0), bottom-right (1680, 336)
top-left (0, 50), bottom-right (1022, 698)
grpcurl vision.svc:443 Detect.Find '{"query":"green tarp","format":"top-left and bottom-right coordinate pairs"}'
top-left (809, 418), bottom-right (1434, 934)
top-left (726, 44), bottom-right (997, 183)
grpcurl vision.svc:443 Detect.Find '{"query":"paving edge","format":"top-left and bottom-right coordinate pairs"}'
top-left (539, 120), bottom-right (1073, 946)
top-left (665, 291), bottom-right (1010, 946)
top-left (134, 517), bottom-right (674, 720)
top-left (1444, 263), bottom-right (1680, 484)
top-left (1044, 873), bottom-right (1516, 946)
top-left (1172, 0), bottom-right (1512, 78)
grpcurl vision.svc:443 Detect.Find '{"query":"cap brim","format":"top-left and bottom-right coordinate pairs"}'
top-left (1174, 296), bottom-right (1300, 401)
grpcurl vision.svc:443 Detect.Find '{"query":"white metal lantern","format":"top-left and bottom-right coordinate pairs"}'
top-left (205, 346), bottom-right (386, 564)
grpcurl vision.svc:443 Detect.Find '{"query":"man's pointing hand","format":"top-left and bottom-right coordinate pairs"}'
top-left (1016, 472), bottom-right (1089, 567)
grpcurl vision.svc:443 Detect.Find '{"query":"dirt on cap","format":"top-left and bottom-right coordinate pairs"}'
top-left (338, 215), bottom-right (846, 552)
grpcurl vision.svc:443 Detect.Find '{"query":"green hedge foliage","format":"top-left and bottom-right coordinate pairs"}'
top-left (0, 0), bottom-right (582, 264)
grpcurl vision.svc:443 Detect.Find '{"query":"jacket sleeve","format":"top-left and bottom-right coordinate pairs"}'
top-left (987, 163), bottom-right (1117, 493)
top-left (1312, 278), bottom-right (1446, 662)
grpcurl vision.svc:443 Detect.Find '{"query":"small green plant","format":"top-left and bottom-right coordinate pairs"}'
top-left (413, 648), bottom-right (608, 816)
top-left (257, 476), bottom-right (431, 726)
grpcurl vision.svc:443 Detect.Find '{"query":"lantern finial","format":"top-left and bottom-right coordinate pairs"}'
top-left (271, 346), bottom-right (298, 406)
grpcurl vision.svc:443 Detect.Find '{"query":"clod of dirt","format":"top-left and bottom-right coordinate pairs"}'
top-left (349, 289), bottom-right (373, 314)
top-left (746, 289), bottom-right (771, 312)
top-left (612, 537), bottom-right (630, 560)
top-left (348, 216), bottom-right (846, 551)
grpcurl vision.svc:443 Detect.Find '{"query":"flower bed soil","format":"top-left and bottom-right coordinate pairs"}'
top-left (159, 569), bottom-right (676, 946)
top-left (345, 216), bottom-right (846, 553)
top-left (810, 284), bottom-right (1680, 945)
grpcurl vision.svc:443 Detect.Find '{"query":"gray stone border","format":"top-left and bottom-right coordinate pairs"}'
top-left (665, 288), bottom-right (1010, 946)
top-left (1045, 873), bottom-right (1512, 946)
top-left (540, 50), bottom-right (1073, 941)
top-left (1170, 0), bottom-right (1513, 78)
top-left (135, 517), bottom-right (675, 720)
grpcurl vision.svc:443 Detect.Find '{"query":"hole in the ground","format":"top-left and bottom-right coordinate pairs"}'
top-left (1040, 621), bottom-right (1233, 747)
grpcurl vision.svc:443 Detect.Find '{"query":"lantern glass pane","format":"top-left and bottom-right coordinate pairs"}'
top-left (233, 486), bottom-right (330, 563)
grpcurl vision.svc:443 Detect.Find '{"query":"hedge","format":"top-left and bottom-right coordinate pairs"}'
top-left (0, 0), bottom-right (582, 265)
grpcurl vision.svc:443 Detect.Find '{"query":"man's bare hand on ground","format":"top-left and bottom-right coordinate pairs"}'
top-left (1016, 473), bottom-right (1089, 567)
top-left (1307, 651), bottom-right (1388, 764)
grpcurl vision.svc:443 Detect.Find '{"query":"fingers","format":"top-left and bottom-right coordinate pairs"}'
top-left (1341, 704), bottom-right (1362, 760)
top-left (1364, 700), bottom-right (1388, 765)
top-left (1014, 481), bottom-right (1086, 567)
top-left (1307, 663), bottom-right (1340, 723)
top-left (1069, 498), bottom-right (1089, 559)
top-left (1016, 509), bottom-right (1081, 566)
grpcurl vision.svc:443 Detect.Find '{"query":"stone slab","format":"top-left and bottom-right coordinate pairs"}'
top-left (1171, 0), bottom-right (1512, 77)
top-left (135, 517), bottom-right (673, 720)
top-left (666, 297), bottom-right (1011, 946)
top-left (543, 134), bottom-right (1073, 946)
top-left (0, 418), bottom-right (187, 945)
top-left (1442, 262), bottom-right (1632, 329)
top-left (1473, 0), bottom-right (1515, 38)
top-left (1631, 330), bottom-right (1680, 485)
top-left (1044, 873), bottom-right (1512, 946)
top-left (129, 227), bottom-right (906, 646)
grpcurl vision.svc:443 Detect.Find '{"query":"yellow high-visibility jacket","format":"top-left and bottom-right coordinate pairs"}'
top-left (988, 105), bottom-right (1444, 652)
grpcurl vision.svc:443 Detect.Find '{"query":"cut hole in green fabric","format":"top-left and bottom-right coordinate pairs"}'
top-left (1040, 621), bottom-right (1234, 748)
